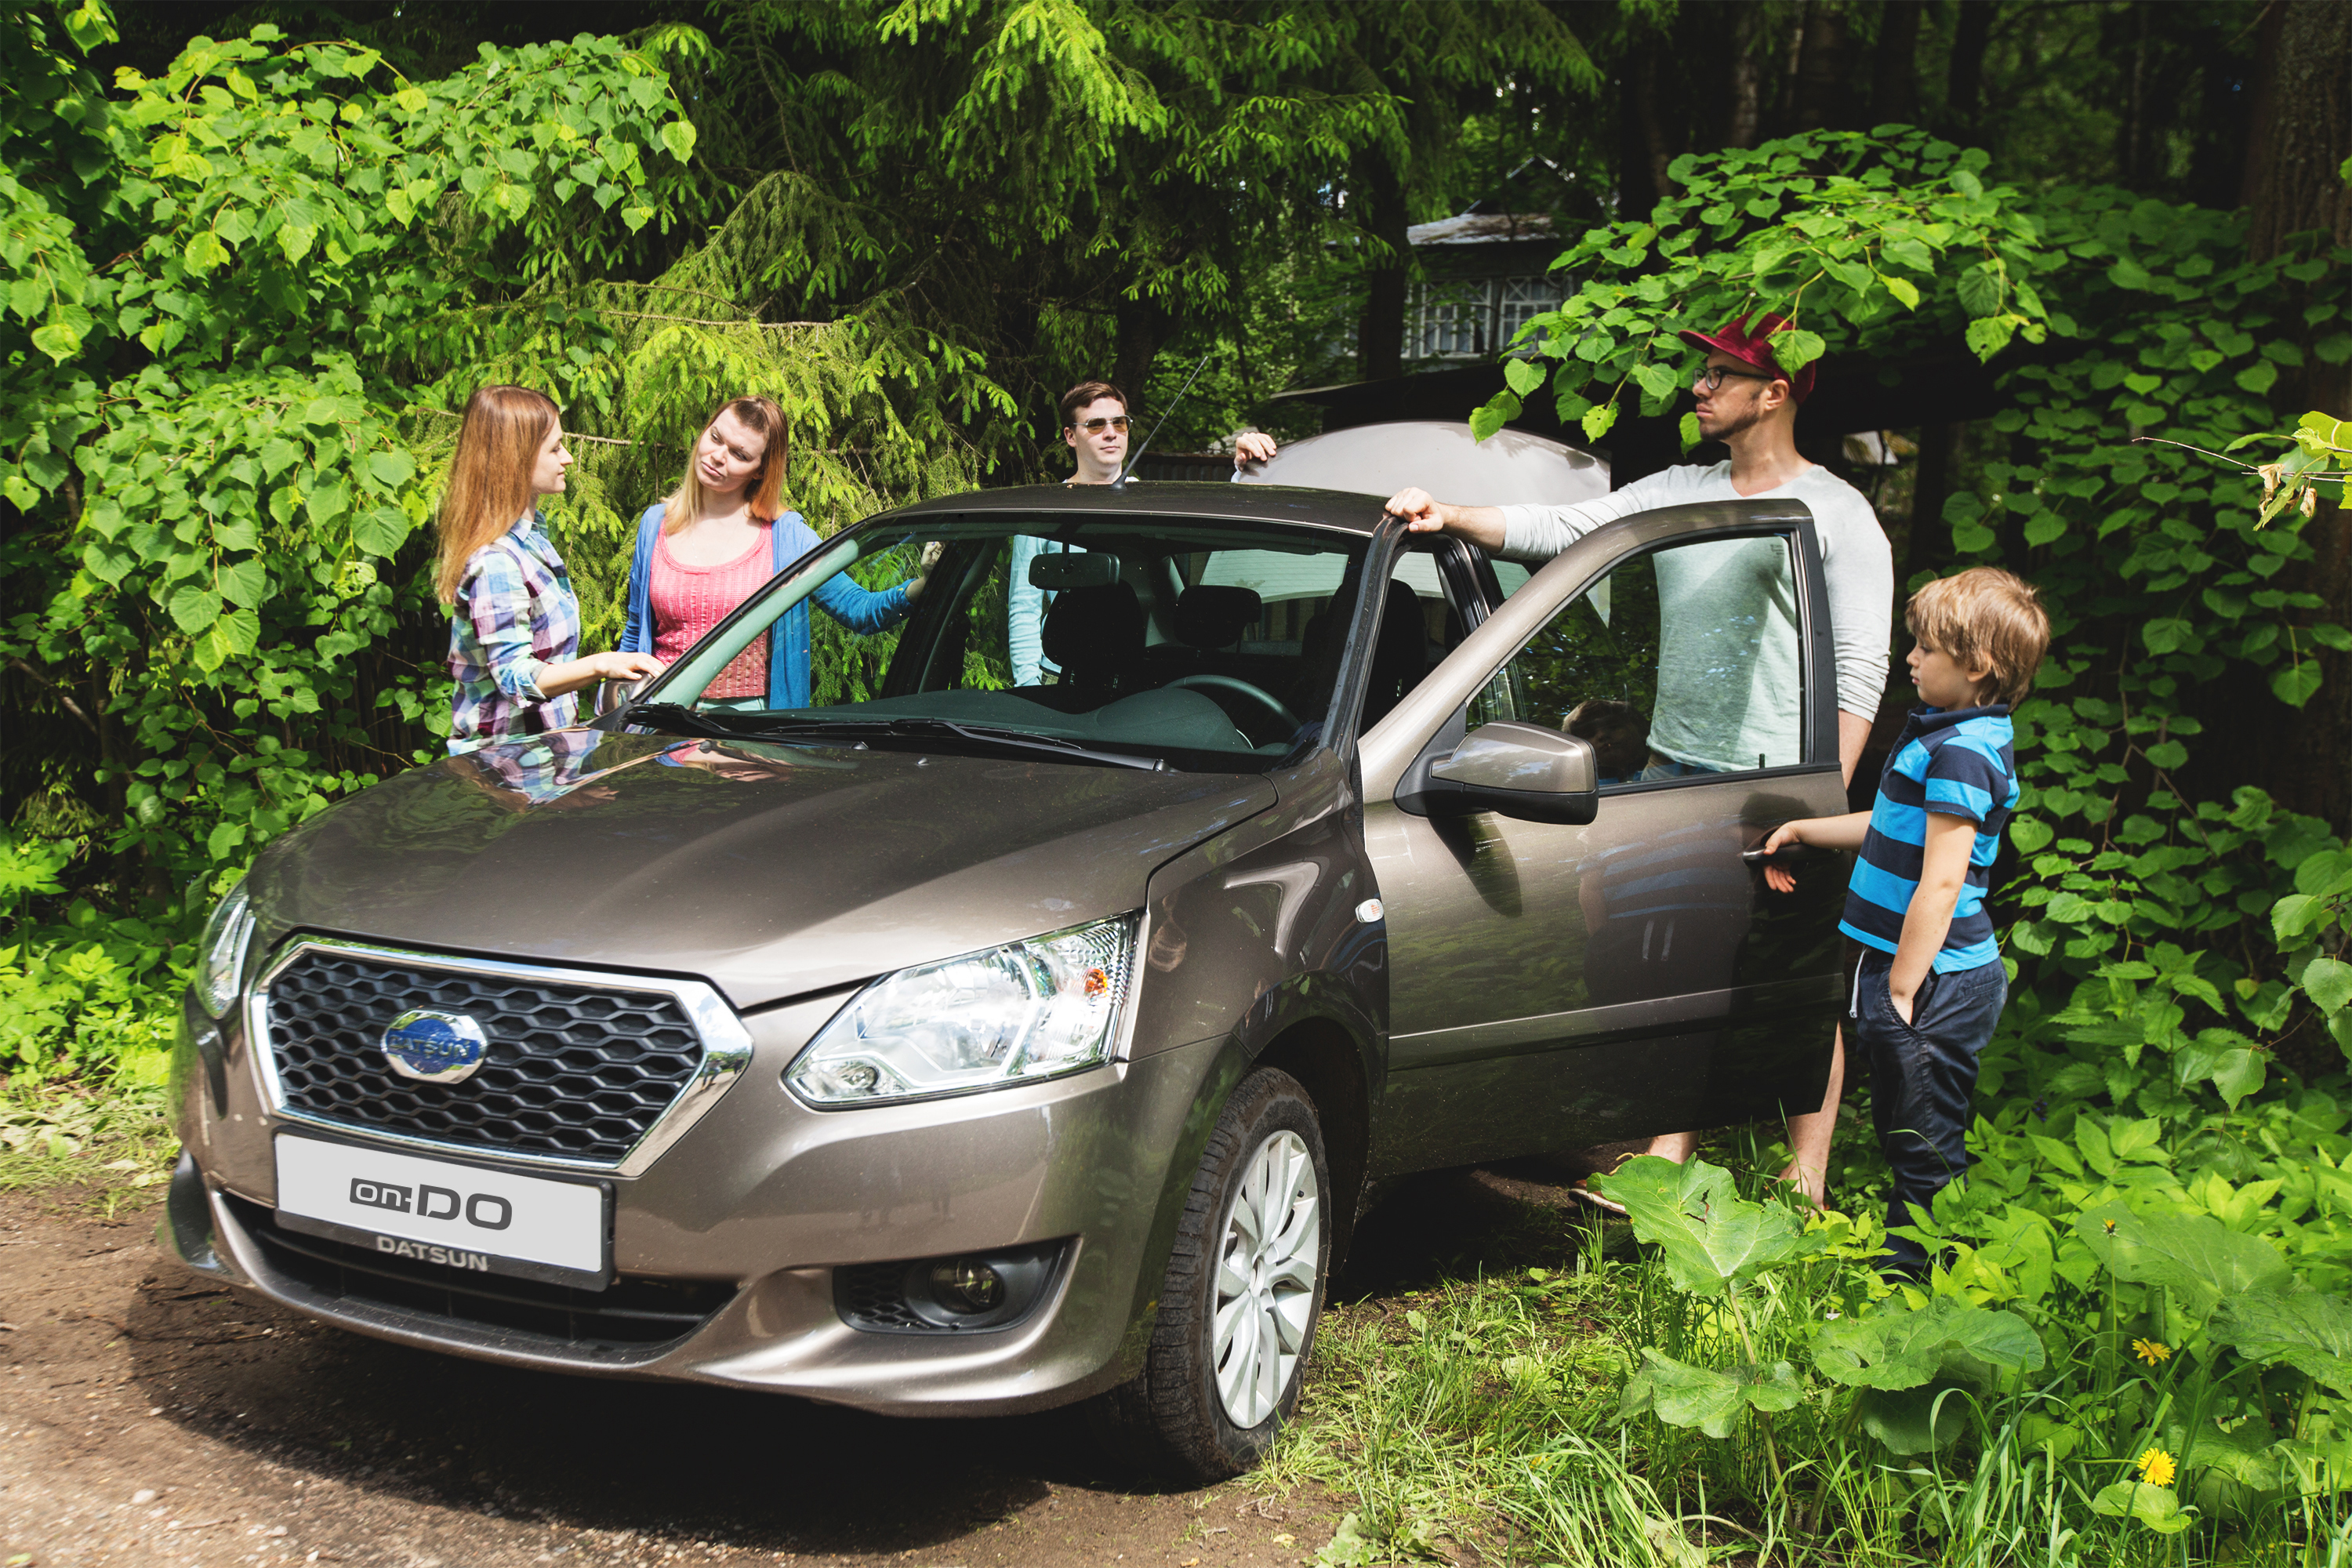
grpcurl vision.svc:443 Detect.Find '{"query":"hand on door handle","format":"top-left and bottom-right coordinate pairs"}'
top-left (1740, 843), bottom-right (1817, 866)
top-left (1744, 837), bottom-right (1817, 897)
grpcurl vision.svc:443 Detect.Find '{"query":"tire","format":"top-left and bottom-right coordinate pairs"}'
top-left (1091, 1066), bottom-right (1331, 1482)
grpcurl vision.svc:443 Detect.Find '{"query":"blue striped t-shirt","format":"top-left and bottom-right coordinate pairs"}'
top-left (1839, 705), bottom-right (2018, 974)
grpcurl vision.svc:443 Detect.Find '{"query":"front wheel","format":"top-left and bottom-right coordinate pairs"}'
top-left (1091, 1067), bottom-right (1330, 1480)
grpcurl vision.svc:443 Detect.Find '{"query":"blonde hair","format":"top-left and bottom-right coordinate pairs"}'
top-left (436, 385), bottom-right (560, 604)
top-left (662, 396), bottom-right (788, 533)
top-left (1907, 567), bottom-right (2051, 707)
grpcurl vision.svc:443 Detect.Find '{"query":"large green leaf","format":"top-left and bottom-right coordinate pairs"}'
top-left (1855, 1381), bottom-right (1974, 1455)
top-left (1619, 1348), bottom-right (1802, 1439)
top-left (1812, 1294), bottom-right (2046, 1391)
top-left (2091, 1481), bottom-right (2194, 1534)
top-left (1593, 1156), bottom-right (1822, 1298)
top-left (2209, 1290), bottom-right (2352, 1396)
top-left (2074, 1203), bottom-right (2292, 1320)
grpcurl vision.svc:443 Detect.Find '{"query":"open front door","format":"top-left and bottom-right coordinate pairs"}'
top-left (1358, 500), bottom-right (1849, 1178)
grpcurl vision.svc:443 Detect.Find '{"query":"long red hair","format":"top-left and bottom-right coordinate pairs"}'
top-left (435, 385), bottom-right (559, 604)
top-left (662, 396), bottom-right (789, 532)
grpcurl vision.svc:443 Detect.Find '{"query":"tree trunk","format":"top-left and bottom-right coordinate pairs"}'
top-left (2240, 0), bottom-right (2352, 833)
top-left (2243, 0), bottom-right (2352, 260)
top-left (1944, 0), bottom-right (1994, 141)
top-left (1728, 3), bottom-right (1764, 149)
top-left (1791, 0), bottom-right (1850, 131)
top-left (1869, 0), bottom-right (1923, 127)
top-left (1112, 297), bottom-right (1173, 415)
top-left (1351, 153), bottom-right (1410, 382)
top-left (1906, 422), bottom-right (1962, 586)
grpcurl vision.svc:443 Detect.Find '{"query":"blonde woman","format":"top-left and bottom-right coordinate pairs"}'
top-left (436, 385), bottom-right (662, 753)
top-left (619, 395), bottom-right (932, 713)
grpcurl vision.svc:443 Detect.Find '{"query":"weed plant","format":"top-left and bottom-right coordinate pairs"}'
top-left (1272, 1111), bottom-right (2352, 1567)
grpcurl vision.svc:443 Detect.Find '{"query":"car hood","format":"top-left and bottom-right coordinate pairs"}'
top-left (246, 730), bottom-right (1279, 1010)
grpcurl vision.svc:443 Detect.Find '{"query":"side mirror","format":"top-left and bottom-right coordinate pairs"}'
top-left (1396, 721), bottom-right (1600, 826)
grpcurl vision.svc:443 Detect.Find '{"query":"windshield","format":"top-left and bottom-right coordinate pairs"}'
top-left (630, 512), bottom-right (1379, 771)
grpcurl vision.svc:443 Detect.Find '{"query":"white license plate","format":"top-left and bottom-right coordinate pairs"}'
top-left (273, 1134), bottom-right (609, 1290)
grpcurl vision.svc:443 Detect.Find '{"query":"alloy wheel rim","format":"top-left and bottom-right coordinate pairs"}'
top-left (1210, 1128), bottom-right (1321, 1428)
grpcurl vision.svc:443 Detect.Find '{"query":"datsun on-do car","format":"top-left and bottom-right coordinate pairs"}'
top-left (165, 461), bottom-right (1849, 1479)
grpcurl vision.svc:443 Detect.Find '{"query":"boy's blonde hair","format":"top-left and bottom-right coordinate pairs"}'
top-left (1907, 568), bottom-right (2049, 707)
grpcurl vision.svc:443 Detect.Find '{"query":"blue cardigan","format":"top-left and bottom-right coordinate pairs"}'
top-left (619, 504), bottom-right (910, 710)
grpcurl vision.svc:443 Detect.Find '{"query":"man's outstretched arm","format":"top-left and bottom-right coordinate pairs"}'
top-left (1383, 488), bottom-right (1510, 550)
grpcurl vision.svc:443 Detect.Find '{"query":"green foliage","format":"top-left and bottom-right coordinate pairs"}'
top-left (0, 3), bottom-right (707, 909)
top-left (1470, 128), bottom-right (2049, 444)
top-left (1596, 1153), bottom-right (1824, 1298)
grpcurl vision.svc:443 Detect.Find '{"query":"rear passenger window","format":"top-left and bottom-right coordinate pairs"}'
top-left (1469, 532), bottom-right (1805, 784)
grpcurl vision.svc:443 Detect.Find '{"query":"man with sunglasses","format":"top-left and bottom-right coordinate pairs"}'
top-left (1383, 314), bottom-right (1895, 1211)
top-left (1010, 379), bottom-right (1279, 684)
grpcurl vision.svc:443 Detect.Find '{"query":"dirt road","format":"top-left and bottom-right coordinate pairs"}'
top-left (0, 1167), bottom-right (1585, 1568)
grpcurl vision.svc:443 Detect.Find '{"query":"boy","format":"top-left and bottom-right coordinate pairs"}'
top-left (1756, 567), bottom-right (2050, 1273)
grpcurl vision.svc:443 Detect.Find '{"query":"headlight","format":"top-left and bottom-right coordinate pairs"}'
top-left (786, 915), bottom-right (1138, 1108)
top-left (194, 877), bottom-right (256, 1018)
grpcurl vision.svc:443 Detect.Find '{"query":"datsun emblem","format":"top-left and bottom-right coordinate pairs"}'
top-left (381, 1009), bottom-right (489, 1084)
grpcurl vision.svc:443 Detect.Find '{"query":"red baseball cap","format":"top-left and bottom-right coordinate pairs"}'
top-left (1676, 312), bottom-right (1817, 404)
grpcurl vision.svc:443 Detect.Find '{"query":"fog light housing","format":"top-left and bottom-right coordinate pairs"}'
top-left (930, 1259), bottom-right (1004, 1315)
top-left (835, 1240), bottom-right (1069, 1334)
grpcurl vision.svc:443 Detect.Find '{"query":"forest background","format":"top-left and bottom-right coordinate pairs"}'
top-left (4, 1), bottom-right (2352, 1563)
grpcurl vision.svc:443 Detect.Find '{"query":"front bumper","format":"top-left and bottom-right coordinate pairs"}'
top-left (163, 985), bottom-right (1225, 1416)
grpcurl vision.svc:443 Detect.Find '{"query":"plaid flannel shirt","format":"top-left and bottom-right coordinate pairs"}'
top-left (447, 514), bottom-right (581, 754)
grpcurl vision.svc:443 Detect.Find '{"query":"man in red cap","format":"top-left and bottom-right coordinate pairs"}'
top-left (1384, 312), bottom-right (1893, 1210)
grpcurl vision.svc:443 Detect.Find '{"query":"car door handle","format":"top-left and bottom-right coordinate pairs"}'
top-left (1741, 843), bottom-right (1820, 866)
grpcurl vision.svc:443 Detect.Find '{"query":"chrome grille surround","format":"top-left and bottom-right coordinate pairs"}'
top-left (247, 937), bottom-right (752, 1177)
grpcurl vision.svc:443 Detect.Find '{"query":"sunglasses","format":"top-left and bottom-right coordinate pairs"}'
top-left (1692, 364), bottom-right (1776, 393)
top-left (1070, 416), bottom-right (1133, 434)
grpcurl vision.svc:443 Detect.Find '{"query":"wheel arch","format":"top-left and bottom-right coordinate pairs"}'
top-left (1250, 1017), bottom-right (1368, 1274)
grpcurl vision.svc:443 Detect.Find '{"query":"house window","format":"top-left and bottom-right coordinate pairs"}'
top-left (1406, 277), bottom-right (1560, 361)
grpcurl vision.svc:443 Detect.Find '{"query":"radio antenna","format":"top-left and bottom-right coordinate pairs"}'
top-left (1115, 352), bottom-right (1214, 488)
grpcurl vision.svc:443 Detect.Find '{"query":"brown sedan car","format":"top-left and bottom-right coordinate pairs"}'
top-left (165, 480), bottom-right (1844, 1478)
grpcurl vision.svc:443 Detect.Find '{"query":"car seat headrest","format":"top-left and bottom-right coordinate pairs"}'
top-left (1174, 585), bottom-right (1263, 649)
top-left (1041, 583), bottom-right (1144, 686)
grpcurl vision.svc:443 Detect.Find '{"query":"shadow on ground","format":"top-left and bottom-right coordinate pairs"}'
top-left (27, 1156), bottom-right (1615, 1564)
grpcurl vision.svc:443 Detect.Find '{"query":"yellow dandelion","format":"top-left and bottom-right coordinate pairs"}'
top-left (2136, 1447), bottom-right (2176, 1488)
top-left (2132, 1338), bottom-right (2172, 1366)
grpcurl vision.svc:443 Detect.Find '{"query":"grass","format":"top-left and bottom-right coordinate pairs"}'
top-left (0, 1078), bottom-right (177, 1217)
top-left (1258, 1127), bottom-right (2352, 1568)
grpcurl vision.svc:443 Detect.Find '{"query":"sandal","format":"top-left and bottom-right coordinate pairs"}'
top-left (1567, 1152), bottom-right (1635, 1217)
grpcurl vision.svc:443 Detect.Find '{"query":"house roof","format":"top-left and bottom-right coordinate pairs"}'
top-left (1405, 212), bottom-right (1559, 247)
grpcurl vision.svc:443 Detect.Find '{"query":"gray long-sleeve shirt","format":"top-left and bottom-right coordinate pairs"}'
top-left (1497, 461), bottom-right (1894, 768)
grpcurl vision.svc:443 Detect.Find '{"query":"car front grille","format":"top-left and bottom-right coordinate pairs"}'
top-left (261, 946), bottom-right (707, 1165)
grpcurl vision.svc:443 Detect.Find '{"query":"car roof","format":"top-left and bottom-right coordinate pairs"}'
top-left (876, 481), bottom-right (1396, 536)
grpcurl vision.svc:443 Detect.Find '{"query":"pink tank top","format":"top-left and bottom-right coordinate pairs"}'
top-left (650, 524), bottom-right (772, 700)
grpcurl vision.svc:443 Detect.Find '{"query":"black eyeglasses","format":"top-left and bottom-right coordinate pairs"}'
top-left (1070, 416), bottom-right (1132, 434)
top-left (1692, 365), bottom-right (1775, 393)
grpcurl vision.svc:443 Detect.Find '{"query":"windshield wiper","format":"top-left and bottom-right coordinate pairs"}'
top-left (879, 717), bottom-right (1167, 771)
top-left (631, 706), bottom-right (1164, 770)
top-left (625, 702), bottom-right (769, 741)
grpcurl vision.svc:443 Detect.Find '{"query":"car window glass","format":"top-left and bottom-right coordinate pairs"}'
top-left (1468, 531), bottom-right (1804, 784)
top-left (1352, 544), bottom-right (1471, 732)
top-left (646, 517), bottom-right (1376, 772)
top-left (1489, 559), bottom-right (1534, 599)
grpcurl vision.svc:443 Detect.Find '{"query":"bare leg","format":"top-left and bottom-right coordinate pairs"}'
top-left (1777, 1025), bottom-right (1846, 1207)
top-left (1642, 1131), bottom-right (1701, 1163)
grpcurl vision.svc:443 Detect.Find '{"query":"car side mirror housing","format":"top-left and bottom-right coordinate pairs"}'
top-left (1396, 721), bottom-right (1600, 826)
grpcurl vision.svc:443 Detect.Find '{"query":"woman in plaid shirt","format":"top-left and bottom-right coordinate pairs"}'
top-left (436, 386), bottom-right (663, 754)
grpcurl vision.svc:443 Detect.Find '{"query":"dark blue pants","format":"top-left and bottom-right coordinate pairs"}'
top-left (1852, 949), bottom-right (2007, 1273)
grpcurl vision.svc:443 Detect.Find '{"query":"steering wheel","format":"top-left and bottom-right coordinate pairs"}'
top-left (1165, 673), bottom-right (1301, 744)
